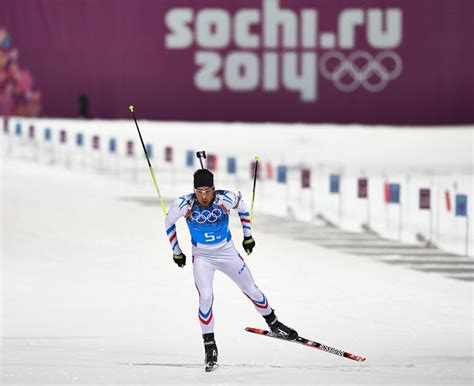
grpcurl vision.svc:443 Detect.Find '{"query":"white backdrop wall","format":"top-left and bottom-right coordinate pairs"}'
top-left (2, 117), bottom-right (472, 257)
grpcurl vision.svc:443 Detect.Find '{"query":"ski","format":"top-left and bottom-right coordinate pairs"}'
top-left (205, 362), bottom-right (218, 372)
top-left (245, 327), bottom-right (366, 362)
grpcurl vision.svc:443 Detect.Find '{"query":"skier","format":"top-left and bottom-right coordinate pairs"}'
top-left (165, 168), bottom-right (298, 371)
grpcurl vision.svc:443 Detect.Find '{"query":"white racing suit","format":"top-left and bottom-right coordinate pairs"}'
top-left (165, 190), bottom-right (272, 334)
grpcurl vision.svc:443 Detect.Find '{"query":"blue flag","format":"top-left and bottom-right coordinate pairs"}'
top-left (186, 150), bottom-right (194, 167)
top-left (227, 157), bottom-right (236, 174)
top-left (145, 143), bottom-right (153, 159)
top-left (455, 194), bottom-right (468, 217)
top-left (330, 174), bottom-right (340, 194)
top-left (109, 138), bottom-right (117, 153)
top-left (44, 128), bottom-right (51, 142)
top-left (76, 133), bottom-right (83, 147)
top-left (277, 165), bottom-right (287, 184)
top-left (389, 184), bottom-right (400, 203)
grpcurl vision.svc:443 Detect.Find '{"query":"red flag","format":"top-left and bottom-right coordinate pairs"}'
top-left (358, 178), bottom-right (368, 198)
top-left (301, 169), bottom-right (311, 188)
top-left (126, 140), bottom-right (134, 156)
top-left (384, 183), bottom-right (390, 203)
top-left (419, 188), bottom-right (431, 210)
top-left (92, 135), bottom-right (100, 149)
top-left (165, 146), bottom-right (173, 162)
top-left (266, 162), bottom-right (273, 180)
top-left (250, 160), bottom-right (260, 179)
top-left (207, 154), bottom-right (218, 171)
top-left (445, 190), bottom-right (451, 212)
top-left (60, 130), bottom-right (67, 144)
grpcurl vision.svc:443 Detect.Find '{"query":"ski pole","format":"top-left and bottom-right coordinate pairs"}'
top-left (128, 105), bottom-right (167, 215)
top-left (250, 155), bottom-right (259, 223)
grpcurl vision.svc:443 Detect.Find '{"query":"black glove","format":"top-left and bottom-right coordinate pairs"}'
top-left (242, 236), bottom-right (256, 255)
top-left (173, 253), bottom-right (186, 268)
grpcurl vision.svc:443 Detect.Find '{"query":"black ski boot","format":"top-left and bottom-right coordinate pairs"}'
top-left (263, 309), bottom-right (298, 340)
top-left (203, 333), bottom-right (218, 372)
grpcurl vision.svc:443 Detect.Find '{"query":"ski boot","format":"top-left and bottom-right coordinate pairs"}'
top-left (203, 333), bottom-right (218, 372)
top-left (263, 309), bottom-right (298, 340)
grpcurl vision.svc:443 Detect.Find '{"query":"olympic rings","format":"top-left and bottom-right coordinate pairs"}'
top-left (192, 208), bottom-right (223, 224)
top-left (319, 50), bottom-right (403, 93)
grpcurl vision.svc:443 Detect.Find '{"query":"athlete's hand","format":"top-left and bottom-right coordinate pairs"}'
top-left (243, 236), bottom-right (255, 255)
top-left (173, 253), bottom-right (186, 268)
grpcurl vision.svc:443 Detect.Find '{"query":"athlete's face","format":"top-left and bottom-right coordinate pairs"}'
top-left (194, 186), bottom-right (214, 207)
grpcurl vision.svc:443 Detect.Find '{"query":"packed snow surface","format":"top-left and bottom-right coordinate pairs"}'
top-left (1, 157), bottom-right (472, 384)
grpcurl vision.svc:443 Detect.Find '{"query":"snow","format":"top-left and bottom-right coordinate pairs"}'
top-left (1, 151), bottom-right (473, 385)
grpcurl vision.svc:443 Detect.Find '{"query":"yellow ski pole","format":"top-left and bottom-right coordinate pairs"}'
top-left (128, 105), bottom-right (167, 215)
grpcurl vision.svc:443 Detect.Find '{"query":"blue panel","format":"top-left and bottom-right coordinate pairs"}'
top-left (455, 194), bottom-right (467, 217)
top-left (389, 183), bottom-right (400, 203)
top-left (146, 143), bottom-right (153, 158)
top-left (76, 133), bottom-right (84, 147)
top-left (186, 150), bottom-right (194, 167)
top-left (330, 174), bottom-right (340, 194)
top-left (277, 165), bottom-right (287, 183)
top-left (227, 157), bottom-right (236, 174)
top-left (109, 138), bottom-right (117, 153)
top-left (44, 128), bottom-right (51, 141)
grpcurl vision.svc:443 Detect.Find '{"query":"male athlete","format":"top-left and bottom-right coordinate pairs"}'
top-left (165, 168), bottom-right (297, 371)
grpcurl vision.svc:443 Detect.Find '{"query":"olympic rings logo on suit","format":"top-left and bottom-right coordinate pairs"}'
top-left (319, 50), bottom-right (403, 93)
top-left (192, 208), bottom-right (223, 224)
